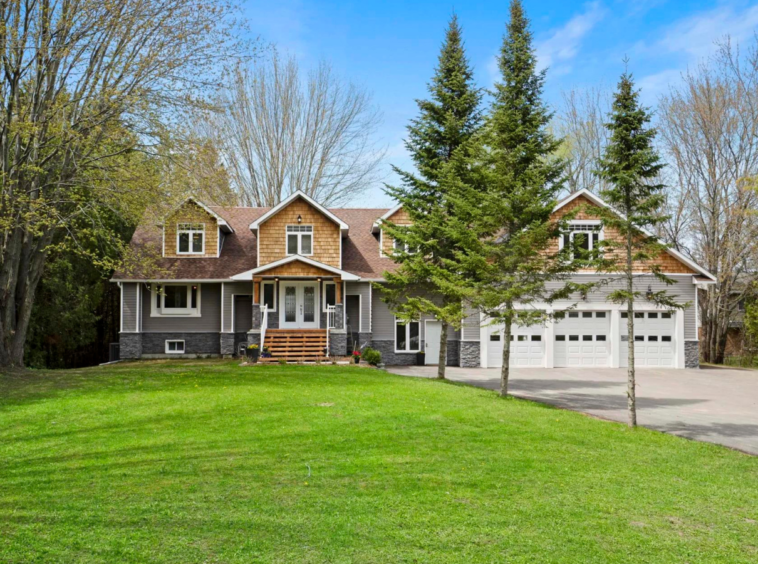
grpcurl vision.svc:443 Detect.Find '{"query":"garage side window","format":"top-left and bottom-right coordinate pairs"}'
top-left (395, 319), bottom-right (420, 352)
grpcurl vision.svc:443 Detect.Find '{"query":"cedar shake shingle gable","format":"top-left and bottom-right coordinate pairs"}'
top-left (113, 205), bottom-right (399, 280)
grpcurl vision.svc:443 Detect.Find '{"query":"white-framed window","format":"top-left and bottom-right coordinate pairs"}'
top-left (165, 340), bottom-right (185, 354)
top-left (261, 281), bottom-right (277, 311)
top-left (395, 317), bottom-right (420, 352)
top-left (152, 284), bottom-right (201, 316)
top-left (177, 223), bottom-right (205, 255)
top-left (323, 281), bottom-right (337, 311)
top-left (392, 235), bottom-right (416, 254)
top-left (286, 225), bottom-right (313, 255)
top-left (560, 222), bottom-right (602, 259)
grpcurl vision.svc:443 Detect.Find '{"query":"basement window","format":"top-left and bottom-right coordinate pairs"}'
top-left (165, 340), bottom-right (185, 354)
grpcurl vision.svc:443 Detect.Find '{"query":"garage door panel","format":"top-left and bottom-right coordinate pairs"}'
top-left (620, 311), bottom-right (675, 368)
top-left (487, 324), bottom-right (544, 368)
top-left (554, 311), bottom-right (610, 367)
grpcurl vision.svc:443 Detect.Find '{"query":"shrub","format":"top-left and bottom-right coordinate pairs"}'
top-left (362, 347), bottom-right (381, 366)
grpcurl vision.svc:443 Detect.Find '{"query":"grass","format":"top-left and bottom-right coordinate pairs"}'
top-left (1, 360), bottom-right (757, 563)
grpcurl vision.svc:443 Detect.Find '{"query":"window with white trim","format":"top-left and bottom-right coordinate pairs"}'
top-left (165, 340), bottom-right (185, 354)
top-left (323, 281), bottom-right (336, 310)
top-left (286, 225), bottom-right (313, 255)
top-left (177, 223), bottom-right (205, 254)
top-left (395, 318), bottom-right (420, 352)
top-left (261, 281), bottom-right (276, 311)
top-left (152, 284), bottom-right (200, 316)
top-left (560, 222), bottom-right (602, 259)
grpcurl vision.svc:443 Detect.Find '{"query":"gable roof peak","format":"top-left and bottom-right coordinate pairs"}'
top-left (248, 190), bottom-right (349, 233)
top-left (160, 196), bottom-right (234, 233)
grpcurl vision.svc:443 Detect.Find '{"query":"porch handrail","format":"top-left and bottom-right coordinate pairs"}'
top-left (326, 304), bottom-right (337, 357)
top-left (260, 303), bottom-right (268, 351)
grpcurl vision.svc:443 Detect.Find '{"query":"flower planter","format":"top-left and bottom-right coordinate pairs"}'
top-left (246, 348), bottom-right (260, 363)
top-left (353, 356), bottom-right (361, 364)
top-left (416, 352), bottom-right (426, 366)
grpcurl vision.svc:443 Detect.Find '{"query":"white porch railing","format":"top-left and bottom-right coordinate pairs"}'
top-left (326, 304), bottom-right (337, 356)
top-left (260, 304), bottom-right (268, 351)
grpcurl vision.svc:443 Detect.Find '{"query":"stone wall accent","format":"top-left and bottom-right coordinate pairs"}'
top-left (446, 342), bottom-right (460, 367)
top-left (120, 333), bottom-right (142, 359)
top-left (247, 331), bottom-right (261, 347)
top-left (220, 333), bottom-right (235, 356)
top-left (162, 201), bottom-right (219, 258)
top-left (258, 198), bottom-right (341, 267)
top-left (459, 341), bottom-right (481, 368)
top-left (355, 332), bottom-right (372, 352)
top-left (329, 331), bottom-right (347, 357)
top-left (370, 340), bottom-right (418, 366)
top-left (685, 340), bottom-right (699, 369)
top-left (142, 333), bottom-right (220, 356)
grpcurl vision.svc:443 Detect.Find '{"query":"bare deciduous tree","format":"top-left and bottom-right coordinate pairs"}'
top-left (0, 0), bottom-right (247, 368)
top-left (208, 52), bottom-right (385, 207)
top-left (658, 38), bottom-right (758, 364)
top-left (555, 87), bottom-right (611, 194)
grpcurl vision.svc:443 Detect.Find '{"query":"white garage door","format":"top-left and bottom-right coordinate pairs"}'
top-left (554, 311), bottom-right (610, 367)
top-left (487, 324), bottom-right (544, 368)
top-left (620, 311), bottom-right (675, 367)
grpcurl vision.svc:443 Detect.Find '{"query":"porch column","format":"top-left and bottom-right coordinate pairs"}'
top-left (329, 276), bottom-right (346, 356)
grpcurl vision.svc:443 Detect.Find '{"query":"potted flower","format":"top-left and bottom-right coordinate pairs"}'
top-left (352, 350), bottom-right (361, 364)
top-left (246, 344), bottom-right (260, 362)
top-left (261, 345), bottom-right (272, 358)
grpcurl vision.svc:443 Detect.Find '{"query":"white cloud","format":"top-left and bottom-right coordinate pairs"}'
top-left (535, 2), bottom-right (607, 72)
top-left (636, 68), bottom-right (684, 103)
top-left (652, 3), bottom-right (758, 60)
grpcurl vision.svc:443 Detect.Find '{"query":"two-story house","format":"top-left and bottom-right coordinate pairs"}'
top-left (113, 189), bottom-right (715, 368)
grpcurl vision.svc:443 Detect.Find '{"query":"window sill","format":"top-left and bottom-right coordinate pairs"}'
top-left (151, 311), bottom-right (201, 318)
top-left (394, 350), bottom-right (421, 354)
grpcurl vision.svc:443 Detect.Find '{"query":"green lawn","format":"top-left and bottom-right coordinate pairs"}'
top-left (1, 361), bottom-right (757, 563)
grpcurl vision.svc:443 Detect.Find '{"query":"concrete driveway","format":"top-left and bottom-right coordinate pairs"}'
top-left (387, 365), bottom-right (758, 455)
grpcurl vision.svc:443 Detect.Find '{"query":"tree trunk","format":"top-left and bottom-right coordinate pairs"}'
top-left (437, 321), bottom-right (448, 379)
top-left (626, 231), bottom-right (637, 428)
top-left (499, 307), bottom-right (514, 397)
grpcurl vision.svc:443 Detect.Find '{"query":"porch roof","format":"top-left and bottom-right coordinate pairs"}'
top-left (230, 255), bottom-right (360, 281)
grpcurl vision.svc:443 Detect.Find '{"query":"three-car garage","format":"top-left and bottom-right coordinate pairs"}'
top-left (483, 309), bottom-right (679, 369)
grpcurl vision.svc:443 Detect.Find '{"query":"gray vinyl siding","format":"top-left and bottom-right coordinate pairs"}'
top-left (346, 282), bottom-right (371, 333)
top-left (462, 306), bottom-right (480, 341)
top-left (548, 274), bottom-right (698, 340)
top-left (371, 287), bottom-right (460, 343)
top-left (121, 283), bottom-right (139, 332)
top-left (222, 282), bottom-right (251, 332)
top-left (142, 283), bottom-right (221, 332)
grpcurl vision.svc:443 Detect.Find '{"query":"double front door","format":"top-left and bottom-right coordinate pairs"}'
top-left (279, 281), bottom-right (319, 329)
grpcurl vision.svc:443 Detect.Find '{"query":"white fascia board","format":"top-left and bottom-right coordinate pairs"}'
top-left (371, 203), bottom-right (403, 233)
top-left (231, 255), bottom-right (360, 281)
top-left (553, 189), bottom-right (716, 282)
top-left (248, 190), bottom-right (349, 233)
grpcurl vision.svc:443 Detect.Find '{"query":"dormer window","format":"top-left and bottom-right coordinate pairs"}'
top-left (177, 223), bottom-right (205, 254)
top-left (560, 222), bottom-right (602, 259)
top-left (286, 225), bottom-right (313, 256)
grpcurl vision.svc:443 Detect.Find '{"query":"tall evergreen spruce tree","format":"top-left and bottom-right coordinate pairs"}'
top-left (380, 15), bottom-right (482, 379)
top-left (463, 0), bottom-right (586, 397)
top-left (596, 70), bottom-right (685, 428)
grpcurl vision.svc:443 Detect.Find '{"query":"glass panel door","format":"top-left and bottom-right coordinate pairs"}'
top-left (284, 286), bottom-right (296, 323)
top-left (303, 286), bottom-right (315, 322)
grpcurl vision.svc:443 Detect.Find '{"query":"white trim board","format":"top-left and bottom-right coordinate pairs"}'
top-left (230, 255), bottom-right (360, 281)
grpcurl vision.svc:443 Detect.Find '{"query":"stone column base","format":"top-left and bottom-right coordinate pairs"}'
top-left (329, 331), bottom-right (347, 357)
top-left (120, 333), bottom-right (142, 359)
top-left (685, 340), bottom-right (699, 368)
top-left (220, 333), bottom-right (236, 357)
top-left (459, 341), bottom-right (481, 368)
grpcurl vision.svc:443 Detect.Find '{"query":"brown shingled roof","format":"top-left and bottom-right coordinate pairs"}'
top-left (113, 206), bottom-right (400, 280)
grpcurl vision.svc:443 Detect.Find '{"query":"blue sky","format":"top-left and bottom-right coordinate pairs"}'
top-left (242, 0), bottom-right (758, 207)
